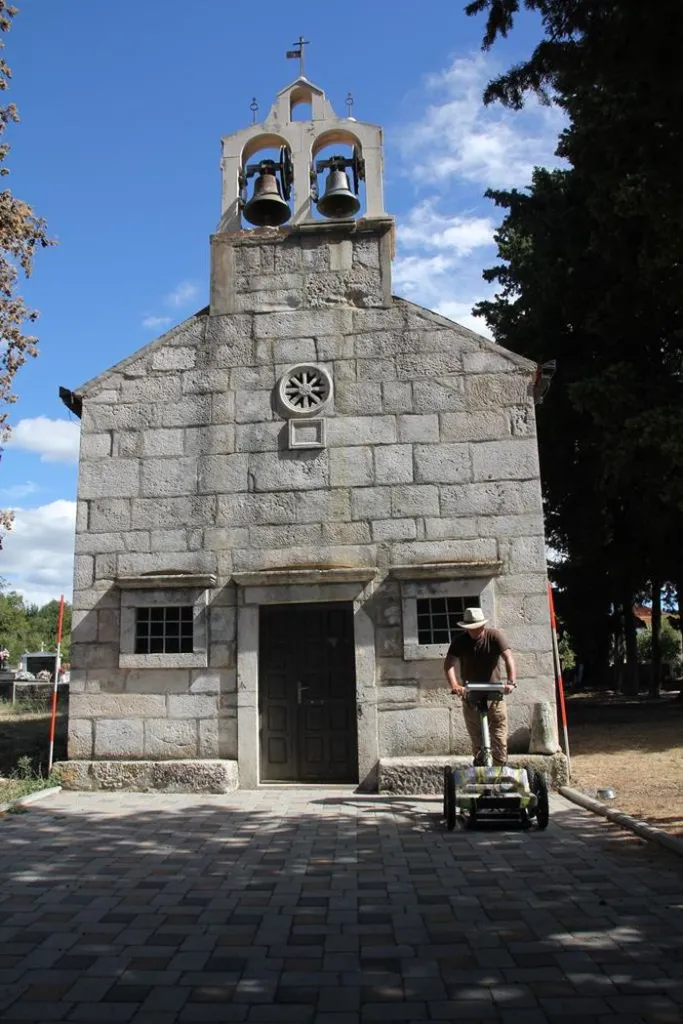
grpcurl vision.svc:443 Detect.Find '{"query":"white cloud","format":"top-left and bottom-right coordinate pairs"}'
top-left (399, 200), bottom-right (495, 256)
top-left (6, 417), bottom-right (80, 464)
top-left (393, 203), bottom-right (496, 338)
top-left (436, 299), bottom-right (493, 337)
top-left (165, 280), bottom-right (199, 308)
top-left (401, 52), bottom-right (564, 190)
top-left (391, 52), bottom-right (565, 338)
top-left (394, 248), bottom-right (494, 338)
top-left (141, 280), bottom-right (201, 332)
top-left (141, 314), bottom-right (172, 331)
top-left (1, 500), bottom-right (76, 606)
top-left (0, 481), bottom-right (40, 501)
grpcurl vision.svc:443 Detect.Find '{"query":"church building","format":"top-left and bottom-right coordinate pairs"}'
top-left (59, 70), bottom-right (564, 792)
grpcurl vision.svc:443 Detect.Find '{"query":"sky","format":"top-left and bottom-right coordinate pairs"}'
top-left (0, 0), bottom-right (563, 607)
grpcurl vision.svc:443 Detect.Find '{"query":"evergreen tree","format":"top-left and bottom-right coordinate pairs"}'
top-left (466, 0), bottom-right (683, 686)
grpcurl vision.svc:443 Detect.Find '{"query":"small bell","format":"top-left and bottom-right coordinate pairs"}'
top-left (316, 167), bottom-right (360, 219)
top-left (243, 171), bottom-right (291, 227)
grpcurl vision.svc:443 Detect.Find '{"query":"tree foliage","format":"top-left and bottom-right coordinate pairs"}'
top-left (466, 0), bottom-right (683, 686)
top-left (0, 584), bottom-right (71, 665)
top-left (636, 618), bottom-right (682, 673)
top-left (0, 3), bottom-right (53, 544)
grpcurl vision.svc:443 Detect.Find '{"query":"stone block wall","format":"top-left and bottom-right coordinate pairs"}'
top-left (68, 221), bottom-right (554, 772)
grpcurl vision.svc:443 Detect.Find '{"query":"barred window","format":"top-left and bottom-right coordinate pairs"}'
top-left (134, 606), bottom-right (194, 655)
top-left (416, 595), bottom-right (481, 646)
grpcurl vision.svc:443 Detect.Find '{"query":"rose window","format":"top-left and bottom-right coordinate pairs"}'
top-left (278, 364), bottom-right (333, 415)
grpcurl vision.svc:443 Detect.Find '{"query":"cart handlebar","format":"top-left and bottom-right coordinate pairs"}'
top-left (465, 681), bottom-right (506, 692)
top-left (464, 682), bottom-right (506, 701)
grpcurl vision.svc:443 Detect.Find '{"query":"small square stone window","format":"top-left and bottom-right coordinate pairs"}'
top-left (415, 595), bottom-right (481, 646)
top-left (401, 579), bottom-right (494, 661)
top-left (119, 585), bottom-right (209, 669)
top-left (134, 605), bottom-right (194, 655)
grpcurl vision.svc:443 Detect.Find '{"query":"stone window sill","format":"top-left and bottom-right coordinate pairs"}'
top-left (120, 652), bottom-right (208, 669)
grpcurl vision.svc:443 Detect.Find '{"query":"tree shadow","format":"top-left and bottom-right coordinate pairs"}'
top-left (0, 791), bottom-right (682, 1021)
top-left (567, 696), bottom-right (683, 754)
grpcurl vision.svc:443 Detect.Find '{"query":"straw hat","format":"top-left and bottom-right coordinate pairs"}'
top-left (458, 607), bottom-right (488, 629)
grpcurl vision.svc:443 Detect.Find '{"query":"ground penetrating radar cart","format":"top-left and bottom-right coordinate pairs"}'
top-left (443, 682), bottom-right (550, 831)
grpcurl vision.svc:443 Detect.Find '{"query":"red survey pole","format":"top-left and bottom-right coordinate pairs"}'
top-left (548, 583), bottom-right (571, 777)
top-left (48, 595), bottom-right (65, 773)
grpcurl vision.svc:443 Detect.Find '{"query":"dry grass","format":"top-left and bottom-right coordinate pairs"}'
top-left (567, 694), bottom-right (683, 836)
top-left (0, 696), bottom-right (67, 803)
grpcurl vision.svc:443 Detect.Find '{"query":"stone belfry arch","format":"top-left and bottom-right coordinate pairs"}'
top-left (216, 76), bottom-right (386, 232)
top-left (209, 69), bottom-right (395, 317)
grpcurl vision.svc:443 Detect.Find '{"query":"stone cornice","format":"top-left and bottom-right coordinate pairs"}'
top-left (115, 573), bottom-right (218, 590)
top-left (231, 567), bottom-right (377, 587)
top-left (389, 561), bottom-right (503, 581)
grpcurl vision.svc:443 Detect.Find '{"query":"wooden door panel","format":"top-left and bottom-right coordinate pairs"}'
top-left (330, 736), bottom-right (350, 763)
top-left (259, 602), bottom-right (358, 783)
top-left (302, 705), bottom-right (325, 731)
top-left (265, 676), bottom-right (287, 700)
top-left (266, 705), bottom-right (287, 732)
top-left (302, 736), bottom-right (324, 765)
top-left (259, 606), bottom-right (297, 781)
top-left (267, 737), bottom-right (288, 765)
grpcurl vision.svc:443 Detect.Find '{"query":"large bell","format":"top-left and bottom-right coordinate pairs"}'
top-left (243, 172), bottom-right (291, 227)
top-left (317, 168), bottom-right (360, 219)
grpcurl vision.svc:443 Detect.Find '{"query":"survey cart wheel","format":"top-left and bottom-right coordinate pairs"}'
top-left (527, 766), bottom-right (550, 831)
top-left (445, 767), bottom-right (457, 831)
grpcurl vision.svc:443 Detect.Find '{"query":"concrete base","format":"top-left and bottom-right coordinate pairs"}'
top-left (54, 759), bottom-right (239, 794)
top-left (378, 753), bottom-right (569, 794)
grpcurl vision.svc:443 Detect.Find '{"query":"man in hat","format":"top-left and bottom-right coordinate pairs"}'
top-left (444, 607), bottom-right (516, 765)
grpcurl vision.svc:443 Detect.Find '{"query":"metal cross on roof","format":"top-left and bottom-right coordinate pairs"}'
top-left (286, 36), bottom-right (309, 78)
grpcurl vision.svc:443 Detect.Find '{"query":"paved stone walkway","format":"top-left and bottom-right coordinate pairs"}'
top-left (1, 789), bottom-right (682, 1023)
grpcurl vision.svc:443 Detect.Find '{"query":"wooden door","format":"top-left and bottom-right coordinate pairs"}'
top-left (259, 602), bottom-right (358, 783)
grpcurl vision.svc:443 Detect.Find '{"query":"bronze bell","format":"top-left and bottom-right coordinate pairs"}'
top-left (317, 168), bottom-right (361, 219)
top-left (243, 172), bottom-right (291, 227)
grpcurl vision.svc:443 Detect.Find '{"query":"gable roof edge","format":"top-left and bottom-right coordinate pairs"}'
top-left (64, 307), bottom-right (209, 402)
top-left (393, 296), bottom-right (536, 373)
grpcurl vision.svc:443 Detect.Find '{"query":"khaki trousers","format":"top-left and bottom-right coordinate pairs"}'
top-left (462, 697), bottom-right (508, 765)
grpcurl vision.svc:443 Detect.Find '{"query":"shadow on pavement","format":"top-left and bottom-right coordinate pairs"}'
top-left (0, 789), bottom-right (682, 1022)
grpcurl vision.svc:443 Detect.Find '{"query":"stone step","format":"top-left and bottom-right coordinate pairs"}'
top-left (379, 752), bottom-right (568, 794)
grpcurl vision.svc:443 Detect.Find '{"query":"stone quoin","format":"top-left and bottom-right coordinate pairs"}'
top-left (59, 72), bottom-right (565, 793)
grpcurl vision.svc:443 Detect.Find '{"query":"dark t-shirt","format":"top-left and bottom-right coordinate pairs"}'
top-left (447, 627), bottom-right (510, 683)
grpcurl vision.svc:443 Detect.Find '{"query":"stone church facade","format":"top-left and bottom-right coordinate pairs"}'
top-left (59, 77), bottom-right (563, 792)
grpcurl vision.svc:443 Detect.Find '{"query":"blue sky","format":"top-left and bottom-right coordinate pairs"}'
top-left (0, 0), bottom-right (562, 605)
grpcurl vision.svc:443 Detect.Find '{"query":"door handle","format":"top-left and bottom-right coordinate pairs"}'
top-left (297, 681), bottom-right (308, 705)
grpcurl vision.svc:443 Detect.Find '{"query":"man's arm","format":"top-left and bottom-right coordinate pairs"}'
top-left (502, 648), bottom-right (516, 693)
top-left (444, 652), bottom-right (466, 697)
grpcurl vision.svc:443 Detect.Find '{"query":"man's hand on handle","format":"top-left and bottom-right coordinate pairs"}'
top-left (451, 680), bottom-right (516, 696)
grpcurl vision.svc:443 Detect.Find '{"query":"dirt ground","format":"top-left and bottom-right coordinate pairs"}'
top-left (567, 692), bottom-right (683, 836)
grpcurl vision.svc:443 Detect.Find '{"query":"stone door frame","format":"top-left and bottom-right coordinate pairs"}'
top-left (236, 581), bottom-right (378, 789)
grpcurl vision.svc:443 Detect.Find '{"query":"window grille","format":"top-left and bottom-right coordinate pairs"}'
top-left (415, 595), bottom-right (481, 646)
top-left (134, 606), bottom-right (194, 655)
